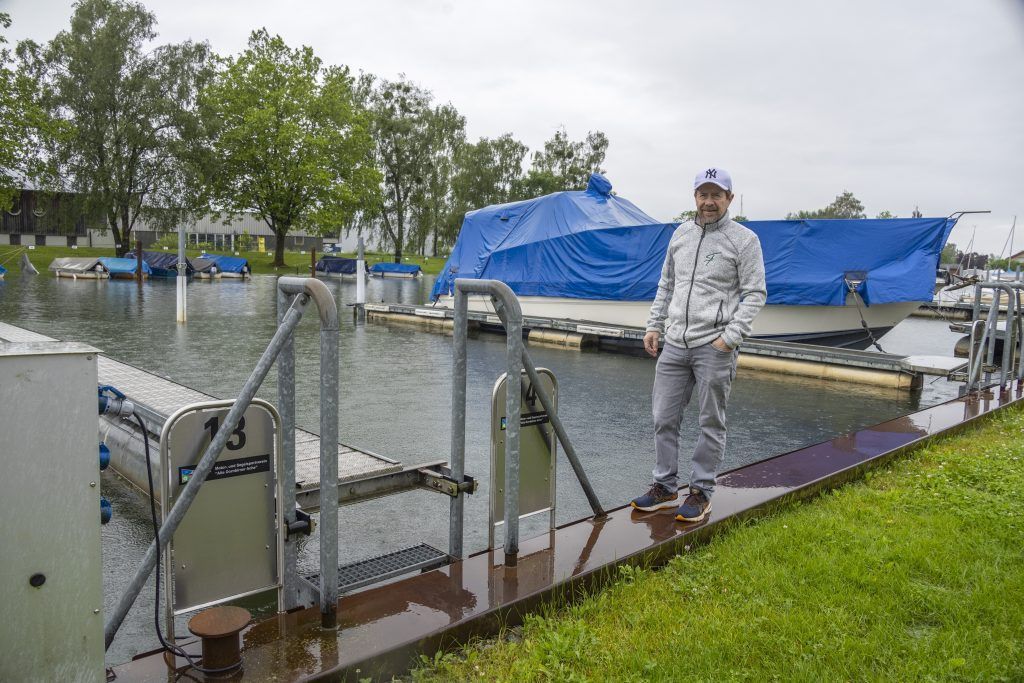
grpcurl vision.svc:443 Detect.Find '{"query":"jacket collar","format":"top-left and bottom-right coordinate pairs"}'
top-left (696, 210), bottom-right (730, 231)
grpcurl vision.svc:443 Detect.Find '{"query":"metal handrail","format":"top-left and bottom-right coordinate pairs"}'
top-left (451, 279), bottom-right (604, 568)
top-left (104, 277), bottom-right (341, 648)
top-left (965, 282), bottom-right (1023, 394)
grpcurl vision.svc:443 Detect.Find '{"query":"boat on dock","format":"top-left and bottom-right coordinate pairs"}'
top-left (370, 262), bottom-right (421, 278)
top-left (431, 175), bottom-right (957, 349)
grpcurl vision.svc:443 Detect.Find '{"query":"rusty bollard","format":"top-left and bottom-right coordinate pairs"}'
top-left (187, 605), bottom-right (251, 675)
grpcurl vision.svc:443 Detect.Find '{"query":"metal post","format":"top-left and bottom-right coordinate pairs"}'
top-left (277, 287), bottom-right (298, 610)
top-left (501, 296), bottom-right (522, 567)
top-left (104, 295), bottom-right (310, 649)
top-left (278, 277), bottom-right (340, 629)
top-left (135, 241), bottom-right (144, 284)
top-left (972, 283), bottom-right (982, 323)
top-left (311, 248), bottom-right (317, 276)
top-left (176, 226), bottom-right (187, 323)
top-left (449, 290), bottom-right (468, 559)
top-left (355, 237), bottom-right (366, 322)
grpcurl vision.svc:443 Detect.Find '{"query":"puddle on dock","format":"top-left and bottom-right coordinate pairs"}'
top-left (0, 273), bottom-right (964, 664)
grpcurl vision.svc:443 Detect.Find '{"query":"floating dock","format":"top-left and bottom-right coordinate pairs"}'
top-left (0, 323), bottom-right (441, 511)
top-left (107, 375), bottom-right (1024, 681)
top-left (364, 302), bottom-right (966, 390)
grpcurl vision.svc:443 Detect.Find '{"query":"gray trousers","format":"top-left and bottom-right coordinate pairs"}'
top-left (652, 341), bottom-right (737, 498)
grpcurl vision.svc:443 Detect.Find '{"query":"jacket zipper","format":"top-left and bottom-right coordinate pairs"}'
top-left (681, 227), bottom-right (706, 348)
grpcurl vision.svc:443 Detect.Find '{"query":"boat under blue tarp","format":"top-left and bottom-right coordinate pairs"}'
top-left (430, 174), bottom-right (956, 307)
top-left (370, 262), bottom-right (421, 277)
top-left (316, 256), bottom-right (364, 276)
top-left (142, 251), bottom-right (192, 277)
top-left (199, 253), bottom-right (251, 275)
top-left (97, 257), bottom-right (152, 277)
top-left (0, 264), bottom-right (6, 278)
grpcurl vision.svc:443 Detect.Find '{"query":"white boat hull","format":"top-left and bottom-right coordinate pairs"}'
top-left (436, 295), bottom-right (923, 348)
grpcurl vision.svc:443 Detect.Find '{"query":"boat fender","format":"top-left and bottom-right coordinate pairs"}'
top-left (100, 497), bottom-right (112, 525)
top-left (99, 442), bottom-right (110, 471)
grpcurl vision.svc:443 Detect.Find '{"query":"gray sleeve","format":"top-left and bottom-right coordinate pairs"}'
top-left (721, 234), bottom-right (766, 348)
top-left (646, 243), bottom-right (675, 334)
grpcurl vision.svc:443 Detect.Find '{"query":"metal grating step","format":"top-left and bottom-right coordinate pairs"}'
top-left (306, 543), bottom-right (450, 594)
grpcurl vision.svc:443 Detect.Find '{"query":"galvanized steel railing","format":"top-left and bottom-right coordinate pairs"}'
top-left (964, 282), bottom-right (1024, 395)
top-left (450, 279), bottom-right (605, 568)
top-left (104, 277), bottom-right (341, 649)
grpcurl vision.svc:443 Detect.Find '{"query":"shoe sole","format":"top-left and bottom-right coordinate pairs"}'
top-left (675, 503), bottom-right (712, 522)
top-left (631, 497), bottom-right (679, 512)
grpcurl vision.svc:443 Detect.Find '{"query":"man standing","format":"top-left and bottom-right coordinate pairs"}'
top-left (630, 168), bottom-right (766, 522)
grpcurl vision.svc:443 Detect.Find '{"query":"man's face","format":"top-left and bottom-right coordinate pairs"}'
top-left (694, 183), bottom-right (733, 223)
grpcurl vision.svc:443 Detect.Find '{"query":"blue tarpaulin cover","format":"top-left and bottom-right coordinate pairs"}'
top-left (98, 257), bottom-right (152, 275)
top-left (143, 251), bottom-right (192, 277)
top-left (370, 262), bottom-right (421, 275)
top-left (316, 256), bottom-right (362, 275)
top-left (431, 174), bottom-right (955, 306)
top-left (0, 264), bottom-right (6, 277)
top-left (200, 253), bottom-right (250, 274)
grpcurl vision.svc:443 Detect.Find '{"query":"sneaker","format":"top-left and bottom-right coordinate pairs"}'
top-left (630, 483), bottom-right (679, 512)
top-left (675, 488), bottom-right (712, 522)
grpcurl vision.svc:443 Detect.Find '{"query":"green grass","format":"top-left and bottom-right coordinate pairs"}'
top-left (0, 244), bottom-right (445, 277)
top-left (413, 406), bottom-right (1024, 682)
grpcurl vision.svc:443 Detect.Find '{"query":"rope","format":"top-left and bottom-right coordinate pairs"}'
top-left (0, 246), bottom-right (27, 267)
top-left (845, 280), bottom-right (886, 353)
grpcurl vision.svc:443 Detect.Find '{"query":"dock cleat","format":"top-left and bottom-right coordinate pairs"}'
top-left (630, 483), bottom-right (679, 512)
top-left (675, 488), bottom-right (712, 523)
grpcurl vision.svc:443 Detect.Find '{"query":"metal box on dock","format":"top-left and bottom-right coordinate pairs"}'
top-left (0, 342), bottom-right (104, 682)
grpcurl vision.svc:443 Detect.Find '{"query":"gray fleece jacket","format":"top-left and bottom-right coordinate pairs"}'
top-left (646, 211), bottom-right (767, 349)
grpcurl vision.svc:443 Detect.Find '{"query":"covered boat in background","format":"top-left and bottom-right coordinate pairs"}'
top-left (143, 251), bottom-right (191, 278)
top-left (49, 257), bottom-right (109, 279)
top-left (430, 174), bottom-right (957, 349)
top-left (370, 262), bottom-right (421, 278)
top-left (97, 257), bottom-right (151, 279)
top-left (315, 255), bottom-right (366, 279)
top-left (199, 253), bottom-right (250, 278)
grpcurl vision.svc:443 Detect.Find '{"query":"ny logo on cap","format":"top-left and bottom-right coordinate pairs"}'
top-left (705, 169), bottom-right (717, 179)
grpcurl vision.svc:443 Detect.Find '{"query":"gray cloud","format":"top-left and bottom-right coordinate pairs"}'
top-left (6, 0), bottom-right (1023, 253)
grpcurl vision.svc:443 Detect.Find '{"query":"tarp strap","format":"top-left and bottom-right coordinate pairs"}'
top-left (845, 277), bottom-right (887, 353)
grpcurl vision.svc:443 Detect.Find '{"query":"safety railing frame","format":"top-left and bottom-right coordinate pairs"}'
top-left (103, 277), bottom-right (341, 651)
top-left (450, 279), bottom-right (605, 568)
top-left (964, 281), bottom-right (1024, 395)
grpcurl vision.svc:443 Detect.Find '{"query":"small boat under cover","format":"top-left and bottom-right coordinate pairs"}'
top-left (370, 262), bottom-right (421, 278)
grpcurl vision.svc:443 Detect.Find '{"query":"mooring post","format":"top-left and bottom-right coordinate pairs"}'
top-left (449, 288), bottom-right (468, 559)
top-left (176, 226), bottom-right (187, 323)
top-left (311, 248), bottom-right (317, 276)
top-left (135, 241), bottom-right (143, 284)
top-left (355, 237), bottom-right (366, 322)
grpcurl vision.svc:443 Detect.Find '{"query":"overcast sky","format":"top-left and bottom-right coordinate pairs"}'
top-left (5, 0), bottom-right (1024, 253)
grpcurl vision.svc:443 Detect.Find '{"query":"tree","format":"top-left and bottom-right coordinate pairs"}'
top-left (450, 133), bottom-right (527, 224)
top-left (410, 103), bottom-right (465, 257)
top-left (786, 191), bottom-right (866, 220)
top-left (518, 127), bottom-right (608, 197)
top-left (366, 76), bottom-right (435, 263)
top-left (0, 13), bottom-right (44, 211)
top-left (200, 30), bottom-right (379, 267)
top-left (876, 210), bottom-right (896, 219)
top-left (673, 210), bottom-right (697, 222)
top-left (18, 0), bottom-right (212, 255)
top-left (940, 242), bottom-right (957, 264)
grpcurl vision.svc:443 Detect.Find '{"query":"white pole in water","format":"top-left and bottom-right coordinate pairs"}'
top-left (176, 225), bottom-right (187, 323)
top-left (356, 236), bottom-right (366, 303)
top-left (355, 236), bottom-right (366, 321)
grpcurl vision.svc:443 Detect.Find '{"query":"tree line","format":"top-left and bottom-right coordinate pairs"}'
top-left (0, 2), bottom-right (608, 265)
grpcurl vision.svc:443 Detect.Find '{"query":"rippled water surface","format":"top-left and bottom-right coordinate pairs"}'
top-left (0, 272), bottom-right (963, 663)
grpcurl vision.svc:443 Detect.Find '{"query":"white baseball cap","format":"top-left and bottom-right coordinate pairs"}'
top-left (694, 167), bottom-right (732, 192)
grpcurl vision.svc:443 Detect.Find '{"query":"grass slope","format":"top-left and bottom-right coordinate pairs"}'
top-left (414, 405), bottom-right (1024, 682)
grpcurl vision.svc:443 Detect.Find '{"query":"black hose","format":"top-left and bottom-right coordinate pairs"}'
top-left (135, 414), bottom-right (238, 675)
